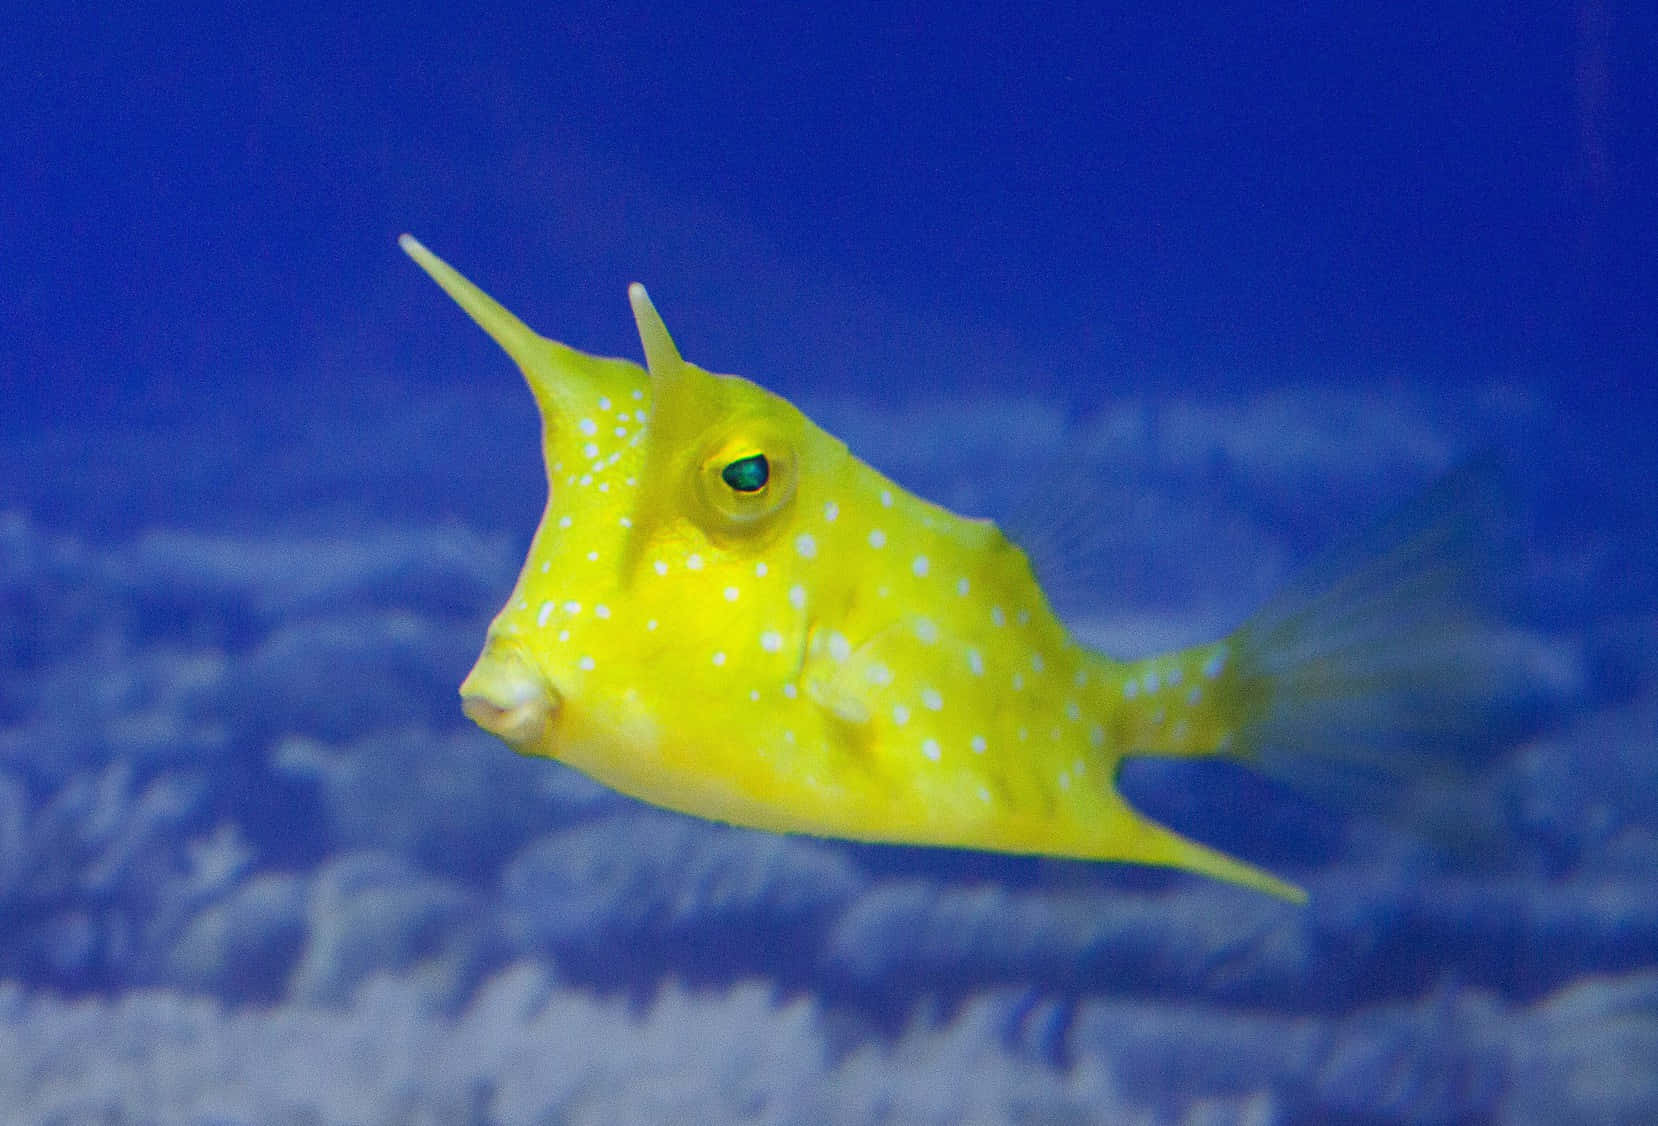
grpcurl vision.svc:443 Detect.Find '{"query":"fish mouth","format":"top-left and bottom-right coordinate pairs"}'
top-left (459, 643), bottom-right (561, 749)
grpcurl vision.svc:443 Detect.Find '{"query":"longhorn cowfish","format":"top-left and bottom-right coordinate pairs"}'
top-left (401, 235), bottom-right (1501, 903)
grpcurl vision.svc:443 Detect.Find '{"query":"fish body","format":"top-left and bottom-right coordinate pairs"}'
top-left (401, 235), bottom-right (1492, 903)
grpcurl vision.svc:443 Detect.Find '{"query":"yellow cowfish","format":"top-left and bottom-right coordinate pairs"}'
top-left (401, 234), bottom-right (1499, 904)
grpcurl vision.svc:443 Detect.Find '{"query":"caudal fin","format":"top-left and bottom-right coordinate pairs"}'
top-left (1226, 461), bottom-right (1541, 823)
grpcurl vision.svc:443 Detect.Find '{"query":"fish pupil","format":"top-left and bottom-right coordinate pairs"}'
top-left (721, 453), bottom-right (769, 492)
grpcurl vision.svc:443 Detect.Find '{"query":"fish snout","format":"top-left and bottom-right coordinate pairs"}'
top-left (459, 644), bottom-right (561, 749)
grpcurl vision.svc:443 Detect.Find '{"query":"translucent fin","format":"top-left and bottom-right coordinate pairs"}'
top-left (1224, 460), bottom-right (1530, 819)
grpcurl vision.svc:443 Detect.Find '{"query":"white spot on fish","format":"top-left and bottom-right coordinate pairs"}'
top-left (966, 648), bottom-right (985, 676)
top-left (795, 533), bottom-right (818, 559)
top-left (782, 683), bottom-right (798, 699)
top-left (558, 514), bottom-right (573, 529)
top-left (586, 550), bottom-right (599, 562)
top-left (755, 561), bottom-right (768, 577)
top-left (647, 619), bottom-right (659, 631)
top-left (1204, 650), bottom-right (1228, 679)
top-left (724, 585), bottom-right (740, 602)
top-left (563, 600), bottom-right (582, 614)
top-left (912, 555), bottom-right (929, 577)
top-left (868, 528), bottom-right (886, 549)
top-left (712, 651), bottom-right (727, 667)
top-left (956, 576), bottom-right (970, 596)
top-left (1031, 653), bottom-right (1045, 672)
top-left (760, 630), bottom-right (784, 652)
top-left (921, 687), bottom-right (943, 711)
top-left (595, 604), bottom-right (611, 619)
top-left (824, 501), bottom-right (839, 522)
top-left (915, 618), bottom-right (940, 643)
top-left (537, 601), bottom-right (554, 628)
top-left (597, 396), bottom-right (612, 410)
top-left (990, 606), bottom-right (1006, 627)
top-left (1124, 679), bottom-right (1139, 699)
top-left (583, 442), bottom-right (599, 459)
top-left (892, 704), bottom-right (911, 725)
top-left (578, 655), bottom-right (595, 671)
top-left (687, 553), bottom-right (705, 571)
top-left (788, 584), bottom-right (807, 610)
top-left (970, 734), bottom-right (987, 754)
top-left (653, 560), bottom-right (669, 576)
top-left (866, 663), bottom-right (893, 686)
top-left (540, 560), bottom-right (551, 574)
top-left (620, 516), bottom-right (633, 528)
top-left (977, 786), bottom-right (992, 802)
top-left (880, 488), bottom-right (894, 507)
top-left (921, 738), bottom-right (941, 761)
top-left (828, 632), bottom-right (852, 662)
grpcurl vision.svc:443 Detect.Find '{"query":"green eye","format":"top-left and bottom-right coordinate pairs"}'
top-left (721, 453), bottom-right (770, 493)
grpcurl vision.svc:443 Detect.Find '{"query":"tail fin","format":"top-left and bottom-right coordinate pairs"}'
top-left (1225, 461), bottom-right (1535, 820)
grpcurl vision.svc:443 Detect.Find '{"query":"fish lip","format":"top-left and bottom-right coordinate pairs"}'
top-left (459, 643), bottom-right (561, 748)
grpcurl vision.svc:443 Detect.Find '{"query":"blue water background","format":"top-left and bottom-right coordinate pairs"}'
top-left (2, 5), bottom-right (1655, 1121)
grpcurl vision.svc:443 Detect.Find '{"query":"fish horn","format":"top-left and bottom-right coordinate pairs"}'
top-left (398, 235), bottom-right (548, 366)
top-left (628, 283), bottom-right (685, 376)
top-left (399, 234), bottom-right (602, 419)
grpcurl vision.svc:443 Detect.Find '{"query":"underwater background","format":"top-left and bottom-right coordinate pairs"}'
top-left (3, 5), bottom-right (1656, 1123)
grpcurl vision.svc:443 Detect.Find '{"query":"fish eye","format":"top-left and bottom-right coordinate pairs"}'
top-left (696, 428), bottom-right (797, 542)
top-left (721, 453), bottom-right (770, 493)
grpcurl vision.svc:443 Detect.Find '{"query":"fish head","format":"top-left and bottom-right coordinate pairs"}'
top-left (401, 237), bottom-right (854, 821)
